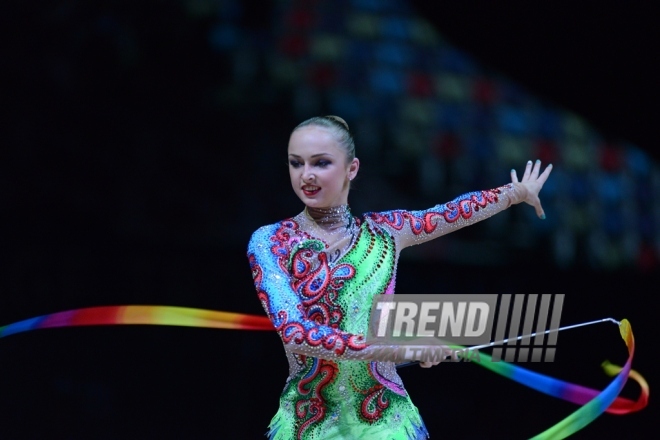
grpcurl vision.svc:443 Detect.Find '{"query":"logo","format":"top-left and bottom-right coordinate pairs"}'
top-left (368, 294), bottom-right (564, 363)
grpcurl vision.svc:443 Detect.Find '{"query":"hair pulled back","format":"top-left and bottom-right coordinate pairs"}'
top-left (292, 115), bottom-right (356, 162)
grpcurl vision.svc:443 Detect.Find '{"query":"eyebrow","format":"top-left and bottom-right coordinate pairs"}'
top-left (288, 153), bottom-right (334, 158)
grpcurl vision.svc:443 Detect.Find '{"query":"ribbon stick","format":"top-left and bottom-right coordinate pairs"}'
top-left (0, 307), bottom-right (649, 439)
top-left (395, 318), bottom-right (622, 369)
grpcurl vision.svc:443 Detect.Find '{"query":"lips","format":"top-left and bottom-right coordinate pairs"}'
top-left (302, 185), bottom-right (320, 196)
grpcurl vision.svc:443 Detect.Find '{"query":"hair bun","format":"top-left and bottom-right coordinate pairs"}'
top-left (325, 115), bottom-right (349, 131)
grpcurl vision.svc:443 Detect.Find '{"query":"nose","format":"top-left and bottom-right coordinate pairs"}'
top-left (302, 166), bottom-right (315, 182)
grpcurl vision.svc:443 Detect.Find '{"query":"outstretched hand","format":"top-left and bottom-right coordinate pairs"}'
top-left (511, 160), bottom-right (553, 219)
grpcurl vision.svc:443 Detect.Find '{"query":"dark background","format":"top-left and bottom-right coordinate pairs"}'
top-left (2, 1), bottom-right (656, 439)
top-left (413, 2), bottom-right (659, 162)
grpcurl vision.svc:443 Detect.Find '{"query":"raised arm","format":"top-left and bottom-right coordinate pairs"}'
top-left (368, 160), bottom-right (552, 250)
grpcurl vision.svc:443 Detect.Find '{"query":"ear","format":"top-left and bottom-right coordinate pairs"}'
top-left (348, 158), bottom-right (360, 181)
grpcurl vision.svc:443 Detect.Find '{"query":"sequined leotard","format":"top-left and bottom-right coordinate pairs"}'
top-left (247, 185), bottom-right (523, 440)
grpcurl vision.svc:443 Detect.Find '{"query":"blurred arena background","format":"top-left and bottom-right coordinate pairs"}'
top-left (2, 1), bottom-right (656, 438)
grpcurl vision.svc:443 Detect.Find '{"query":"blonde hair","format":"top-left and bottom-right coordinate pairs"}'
top-left (292, 115), bottom-right (356, 161)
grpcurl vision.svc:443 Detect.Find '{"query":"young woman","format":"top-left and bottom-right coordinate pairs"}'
top-left (247, 115), bottom-right (552, 439)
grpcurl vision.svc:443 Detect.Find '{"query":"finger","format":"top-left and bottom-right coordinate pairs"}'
top-left (531, 159), bottom-right (541, 180)
top-left (534, 197), bottom-right (546, 219)
top-left (522, 160), bottom-right (533, 181)
top-left (536, 163), bottom-right (553, 186)
top-left (511, 168), bottom-right (519, 183)
top-left (420, 361), bottom-right (440, 368)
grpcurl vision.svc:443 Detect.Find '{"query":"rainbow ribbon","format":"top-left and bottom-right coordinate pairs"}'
top-left (0, 305), bottom-right (274, 338)
top-left (0, 307), bottom-right (649, 439)
top-left (448, 319), bottom-right (648, 439)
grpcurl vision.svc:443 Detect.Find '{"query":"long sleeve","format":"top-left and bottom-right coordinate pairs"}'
top-left (248, 224), bottom-right (382, 361)
top-left (367, 183), bottom-right (526, 250)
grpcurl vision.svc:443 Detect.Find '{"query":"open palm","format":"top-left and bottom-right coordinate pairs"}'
top-left (510, 160), bottom-right (553, 219)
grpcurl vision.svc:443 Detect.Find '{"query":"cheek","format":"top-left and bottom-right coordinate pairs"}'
top-left (330, 170), bottom-right (347, 188)
top-left (289, 169), bottom-right (299, 186)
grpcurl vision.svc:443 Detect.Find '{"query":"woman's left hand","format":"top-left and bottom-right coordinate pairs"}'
top-left (510, 160), bottom-right (553, 219)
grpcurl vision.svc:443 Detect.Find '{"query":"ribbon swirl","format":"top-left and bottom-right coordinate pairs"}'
top-left (0, 306), bottom-right (649, 439)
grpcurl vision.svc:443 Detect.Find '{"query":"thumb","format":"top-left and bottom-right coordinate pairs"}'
top-left (536, 200), bottom-right (546, 220)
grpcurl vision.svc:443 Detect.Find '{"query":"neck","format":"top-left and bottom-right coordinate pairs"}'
top-left (305, 204), bottom-right (352, 231)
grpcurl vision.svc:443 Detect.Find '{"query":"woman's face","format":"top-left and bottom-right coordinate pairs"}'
top-left (288, 125), bottom-right (359, 208)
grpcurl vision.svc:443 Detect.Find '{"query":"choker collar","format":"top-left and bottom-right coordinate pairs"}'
top-left (304, 204), bottom-right (353, 230)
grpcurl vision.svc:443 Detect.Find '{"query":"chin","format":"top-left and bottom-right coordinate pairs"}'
top-left (296, 193), bottom-right (316, 205)
top-left (302, 198), bottom-right (325, 207)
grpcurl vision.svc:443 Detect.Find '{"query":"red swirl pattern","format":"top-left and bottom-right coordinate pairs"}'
top-left (263, 220), bottom-right (363, 355)
top-left (360, 385), bottom-right (389, 421)
top-left (350, 373), bottom-right (390, 422)
top-left (369, 188), bottom-right (503, 235)
top-left (295, 359), bottom-right (339, 439)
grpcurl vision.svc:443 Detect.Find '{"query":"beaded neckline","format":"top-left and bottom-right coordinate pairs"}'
top-left (298, 204), bottom-right (358, 262)
top-left (304, 204), bottom-right (354, 231)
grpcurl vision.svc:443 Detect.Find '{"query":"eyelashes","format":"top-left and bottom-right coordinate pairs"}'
top-left (288, 160), bottom-right (331, 168)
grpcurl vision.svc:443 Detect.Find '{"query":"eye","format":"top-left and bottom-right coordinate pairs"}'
top-left (289, 160), bottom-right (302, 168)
top-left (316, 159), bottom-right (331, 168)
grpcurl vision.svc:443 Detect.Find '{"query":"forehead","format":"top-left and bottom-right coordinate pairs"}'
top-left (288, 126), bottom-right (342, 155)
